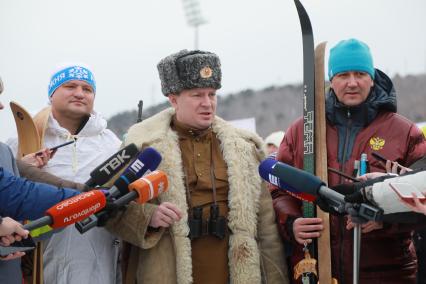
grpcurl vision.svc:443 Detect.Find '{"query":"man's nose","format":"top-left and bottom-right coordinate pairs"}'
top-left (347, 74), bottom-right (358, 86)
top-left (200, 95), bottom-right (211, 106)
top-left (73, 86), bottom-right (85, 97)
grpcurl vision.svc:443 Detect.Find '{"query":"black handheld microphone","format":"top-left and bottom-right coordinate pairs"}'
top-left (85, 143), bottom-right (139, 187)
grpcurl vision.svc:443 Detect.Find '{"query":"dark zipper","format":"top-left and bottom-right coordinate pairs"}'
top-left (338, 108), bottom-right (352, 284)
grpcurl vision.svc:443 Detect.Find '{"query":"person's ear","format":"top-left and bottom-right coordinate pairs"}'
top-left (168, 94), bottom-right (178, 108)
top-left (330, 79), bottom-right (335, 90)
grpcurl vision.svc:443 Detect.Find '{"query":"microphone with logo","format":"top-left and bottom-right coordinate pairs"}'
top-left (85, 143), bottom-right (139, 187)
top-left (258, 158), bottom-right (317, 202)
top-left (75, 147), bottom-right (162, 232)
top-left (258, 159), bottom-right (383, 221)
top-left (23, 190), bottom-right (107, 232)
top-left (107, 147), bottom-right (162, 198)
top-left (76, 170), bottom-right (168, 233)
top-left (22, 144), bottom-right (137, 239)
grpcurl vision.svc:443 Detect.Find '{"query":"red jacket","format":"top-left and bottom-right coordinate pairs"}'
top-left (272, 69), bottom-right (426, 284)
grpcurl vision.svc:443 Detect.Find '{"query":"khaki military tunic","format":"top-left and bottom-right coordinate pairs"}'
top-left (172, 117), bottom-right (230, 284)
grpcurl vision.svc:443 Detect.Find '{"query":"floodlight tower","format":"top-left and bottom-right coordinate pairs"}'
top-left (182, 0), bottom-right (207, 49)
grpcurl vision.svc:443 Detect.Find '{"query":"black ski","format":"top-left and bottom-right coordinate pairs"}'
top-left (294, 0), bottom-right (317, 283)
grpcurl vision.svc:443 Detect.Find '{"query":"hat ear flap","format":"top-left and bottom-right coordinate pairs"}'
top-left (157, 50), bottom-right (188, 96)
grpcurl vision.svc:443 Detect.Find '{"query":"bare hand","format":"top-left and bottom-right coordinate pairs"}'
top-left (346, 217), bottom-right (383, 233)
top-left (0, 251), bottom-right (26, 261)
top-left (0, 217), bottom-right (29, 246)
top-left (358, 172), bottom-right (387, 181)
top-left (293, 217), bottom-right (323, 245)
top-left (149, 202), bottom-right (183, 228)
top-left (385, 160), bottom-right (412, 175)
top-left (21, 148), bottom-right (55, 168)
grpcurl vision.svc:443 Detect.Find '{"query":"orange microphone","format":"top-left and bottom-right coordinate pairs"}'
top-left (24, 190), bottom-right (107, 231)
top-left (75, 171), bottom-right (169, 234)
top-left (114, 170), bottom-right (168, 207)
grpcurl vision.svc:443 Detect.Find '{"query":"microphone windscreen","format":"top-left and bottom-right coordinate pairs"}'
top-left (87, 143), bottom-right (139, 186)
top-left (123, 147), bottom-right (162, 179)
top-left (46, 190), bottom-right (107, 229)
top-left (272, 162), bottom-right (324, 196)
top-left (258, 159), bottom-right (317, 202)
top-left (128, 170), bottom-right (168, 204)
top-left (113, 147), bottom-right (162, 197)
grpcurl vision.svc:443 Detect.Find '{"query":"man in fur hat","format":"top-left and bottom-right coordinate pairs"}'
top-left (106, 50), bottom-right (289, 284)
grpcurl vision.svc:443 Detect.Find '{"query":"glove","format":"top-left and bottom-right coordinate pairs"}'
top-left (329, 183), bottom-right (367, 204)
top-left (332, 183), bottom-right (357, 195)
top-left (315, 195), bottom-right (344, 215)
top-left (344, 190), bottom-right (366, 204)
top-left (337, 177), bottom-right (391, 204)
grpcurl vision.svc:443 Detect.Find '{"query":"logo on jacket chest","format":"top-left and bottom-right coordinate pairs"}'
top-left (369, 136), bottom-right (385, 151)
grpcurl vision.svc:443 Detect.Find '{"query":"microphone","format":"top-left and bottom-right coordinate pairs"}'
top-left (258, 158), bottom-right (317, 202)
top-left (108, 147), bottom-right (162, 198)
top-left (114, 170), bottom-right (169, 207)
top-left (23, 190), bottom-right (107, 231)
top-left (259, 159), bottom-right (383, 221)
top-left (74, 147), bottom-right (162, 232)
top-left (75, 170), bottom-right (168, 233)
top-left (85, 143), bottom-right (139, 186)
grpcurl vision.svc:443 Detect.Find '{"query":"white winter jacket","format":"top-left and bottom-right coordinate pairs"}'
top-left (9, 111), bottom-right (122, 284)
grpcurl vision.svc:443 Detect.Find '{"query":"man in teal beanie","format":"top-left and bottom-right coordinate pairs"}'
top-left (328, 38), bottom-right (375, 80)
top-left (271, 38), bottom-right (426, 283)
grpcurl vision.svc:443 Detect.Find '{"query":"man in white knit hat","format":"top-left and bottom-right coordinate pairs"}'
top-left (8, 64), bottom-right (122, 284)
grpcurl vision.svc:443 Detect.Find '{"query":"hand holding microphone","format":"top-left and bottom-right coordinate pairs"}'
top-left (0, 217), bottom-right (29, 245)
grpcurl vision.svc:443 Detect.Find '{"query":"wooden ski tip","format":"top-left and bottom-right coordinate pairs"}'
top-left (10, 101), bottom-right (41, 157)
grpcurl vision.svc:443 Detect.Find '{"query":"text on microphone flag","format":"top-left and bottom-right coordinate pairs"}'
top-left (99, 148), bottom-right (133, 175)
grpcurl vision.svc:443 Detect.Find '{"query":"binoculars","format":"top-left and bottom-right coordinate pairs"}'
top-left (188, 204), bottom-right (227, 240)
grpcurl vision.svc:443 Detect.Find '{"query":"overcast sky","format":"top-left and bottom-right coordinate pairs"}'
top-left (1, 0), bottom-right (425, 141)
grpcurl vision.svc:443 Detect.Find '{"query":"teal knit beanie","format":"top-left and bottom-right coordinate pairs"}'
top-left (328, 38), bottom-right (375, 80)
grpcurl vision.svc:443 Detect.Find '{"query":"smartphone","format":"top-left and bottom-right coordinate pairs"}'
top-left (35, 140), bottom-right (75, 156)
top-left (0, 236), bottom-right (36, 257)
top-left (389, 182), bottom-right (426, 201)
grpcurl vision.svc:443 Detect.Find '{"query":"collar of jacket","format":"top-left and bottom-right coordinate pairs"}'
top-left (125, 107), bottom-right (267, 283)
top-left (46, 111), bottom-right (108, 138)
top-left (326, 68), bottom-right (397, 127)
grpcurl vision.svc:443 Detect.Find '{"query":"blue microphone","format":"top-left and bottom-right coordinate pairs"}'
top-left (108, 147), bottom-right (162, 198)
top-left (258, 158), bottom-right (318, 202)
